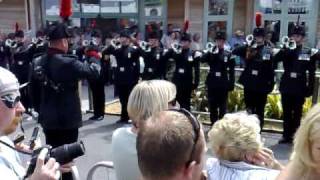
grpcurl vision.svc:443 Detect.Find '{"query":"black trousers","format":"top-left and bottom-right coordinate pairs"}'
top-left (244, 89), bottom-right (268, 128)
top-left (89, 80), bottom-right (105, 117)
top-left (281, 93), bottom-right (305, 140)
top-left (176, 85), bottom-right (192, 111)
top-left (43, 128), bottom-right (79, 180)
top-left (208, 88), bottom-right (228, 124)
top-left (117, 84), bottom-right (135, 121)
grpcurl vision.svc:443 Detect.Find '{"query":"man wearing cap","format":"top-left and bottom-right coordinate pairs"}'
top-left (163, 32), bottom-right (201, 111)
top-left (201, 31), bottom-right (235, 125)
top-left (0, 67), bottom-right (60, 180)
top-left (85, 30), bottom-right (106, 121)
top-left (31, 22), bottom-right (100, 179)
top-left (102, 29), bottom-right (141, 123)
top-left (276, 22), bottom-right (320, 144)
top-left (140, 31), bottom-right (165, 80)
top-left (232, 15), bottom-right (276, 129)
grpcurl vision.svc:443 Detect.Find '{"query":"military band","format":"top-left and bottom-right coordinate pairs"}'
top-left (2, 11), bottom-right (320, 145)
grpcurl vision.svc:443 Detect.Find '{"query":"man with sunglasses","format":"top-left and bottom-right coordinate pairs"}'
top-left (0, 67), bottom-right (60, 179)
top-left (137, 109), bottom-right (207, 180)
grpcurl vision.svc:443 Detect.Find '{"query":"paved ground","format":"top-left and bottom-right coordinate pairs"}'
top-left (13, 84), bottom-right (292, 180)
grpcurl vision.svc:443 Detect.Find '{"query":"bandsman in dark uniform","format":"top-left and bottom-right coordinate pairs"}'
top-left (32, 22), bottom-right (101, 179)
top-left (85, 30), bottom-right (106, 121)
top-left (277, 19), bottom-right (319, 144)
top-left (0, 37), bottom-right (7, 68)
top-left (163, 32), bottom-right (201, 111)
top-left (102, 29), bottom-right (140, 123)
top-left (232, 13), bottom-right (276, 128)
top-left (139, 31), bottom-right (165, 80)
top-left (201, 31), bottom-right (235, 125)
top-left (11, 30), bottom-right (33, 113)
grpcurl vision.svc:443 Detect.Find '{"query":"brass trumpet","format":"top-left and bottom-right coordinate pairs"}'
top-left (31, 37), bottom-right (45, 47)
top-left (171, 42), bottom-right (182, 54)
top-left (5, 39), bottom-right (18, 48)
top-left (246, 34), bottom-right (257, 48)
top-left (139, 41), bottom-right (151, 52)
top-left (281, 36), bottom-right (296, 50)
top-left (111, 39), bottom-right (121, 49)
top-left (205, 42), bottom-right (219, 54)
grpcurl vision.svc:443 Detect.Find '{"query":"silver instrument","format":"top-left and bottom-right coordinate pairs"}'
top-left (281, 36), bottom-right (296, 50)
top-left (5, 39), bottom-right (18, 48)
top-left (246, 34), bottom-right (257, 48)
top-left (205, 42), bottom-right (219, 54)
top-left (171, 42), bottom-right (182, 54)
top-left (110, 39), bottom-right (121, 49)
top-left (139, 41), bottom-right (151, 52)
top-left (31, 37), bottom-right (45, 47)
top-left (82, 38), bottom-right (98, 47)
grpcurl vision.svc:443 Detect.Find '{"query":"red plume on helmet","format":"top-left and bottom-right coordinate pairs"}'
top-left (147, 24), bottom-right (153, 33)
top-left (15, 22), bottom-right (19, 33)
top-left (91, 19), bottom-right (97, 29)
top-left (60, 0), bottom-right (72, 19)
top-left (255, 12), bottom-right (263, 28)
top-left (183, 20), bottom-right (189, 33)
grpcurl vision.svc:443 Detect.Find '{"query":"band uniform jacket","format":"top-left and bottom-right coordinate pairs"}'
top-left (276, 45), bottom-right (318, 97)
top-left (35, 48), bottom-right (100, 130)
top-left (163, 48), bottom-right (200, 89)
top-left (140, 47), bottom-right (165, 80)
top-left (233, 44), bottom-right (276, 94)
top-left (201, 48), bottom-right (235, 91)
top-left (103, 45), bottom-right (140, 85)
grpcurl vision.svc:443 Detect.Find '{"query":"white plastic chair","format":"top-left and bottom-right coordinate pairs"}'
top-left (86, 161), bottom-right (114, 180)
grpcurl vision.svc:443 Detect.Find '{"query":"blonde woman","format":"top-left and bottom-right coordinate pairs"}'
top-left (277, 104), bottom-right (320, 180)
top-left (206, 113), bottom-right (282, 180)
top-left (111, 80), bottom-right (177, 180)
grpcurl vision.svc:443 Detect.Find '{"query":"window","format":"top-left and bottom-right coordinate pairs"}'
top-left (121, 1), bottom-right (138, 13)
top-left (208, 0), bottom-right (229, 15)
top-left (101, 1), bottom-right (120, 13)
top-left (144, 0), bottom-right (163, 17)
top-left (207, 21), bottom-right (227, 42)
top-left (264, 20), bottom-right (281, 43)
top-left (257, 0), bottom-right (282, 14)
top-left (288, 0), bottom-right (312, 14)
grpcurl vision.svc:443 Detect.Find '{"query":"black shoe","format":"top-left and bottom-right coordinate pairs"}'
top-left (89, 115), bottom-right (104, 121)
top-left (116, 119), bottom-right (129, 124)
top-left (278, 138), bottom-right (293, 144)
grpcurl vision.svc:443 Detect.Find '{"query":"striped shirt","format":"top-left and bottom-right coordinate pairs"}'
top-left (206, 158), bottom-right (280, 180)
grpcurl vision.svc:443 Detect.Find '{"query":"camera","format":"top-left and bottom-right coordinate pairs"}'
top-left (25, 141), bottom-right (85, 178)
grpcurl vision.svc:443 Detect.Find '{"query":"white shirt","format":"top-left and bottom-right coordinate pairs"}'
top-left (0, 136), bottom-right (26, 180)
top-left (206, 158), bottom-right (280, 180)
top-left (111, 127), bottom-right (141, 180)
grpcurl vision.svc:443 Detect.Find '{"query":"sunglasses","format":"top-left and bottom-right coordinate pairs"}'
top-left (167, 108), bottom-right (201, 165)
top-left (1, 94), bottom-right (21, 109)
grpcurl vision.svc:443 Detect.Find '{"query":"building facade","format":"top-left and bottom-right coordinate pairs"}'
top-left (1, 0), bottom-right (319, 47)
top-left (0, 0), bottom-right (42, 36)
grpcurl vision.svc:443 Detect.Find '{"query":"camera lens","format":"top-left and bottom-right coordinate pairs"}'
top-left (51, 141), bottom-right (85, 164)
